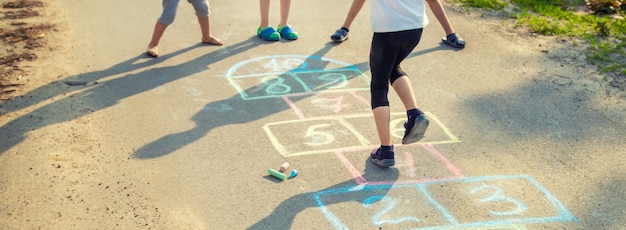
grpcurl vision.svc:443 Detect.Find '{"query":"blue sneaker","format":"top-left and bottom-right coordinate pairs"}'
top-left (258, 26), bottom-right (280, 41)
top-left (277, 25), bottom-right (298, 40)
top-left (402, 114), bottom-right (429, 144)
top-left (370, 147), bottom-right (395, 168)
top-left (330, 27), bottom-right (349, 42)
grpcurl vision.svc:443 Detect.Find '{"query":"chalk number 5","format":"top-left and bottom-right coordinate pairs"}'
top-left (305, 124), bottom-right (334, 146)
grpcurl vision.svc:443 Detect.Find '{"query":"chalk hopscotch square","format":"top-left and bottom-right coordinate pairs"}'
top-left (263, 112), bottom-right (460, 157)
top-left (450, 225), bottom-right (528, 230)
top-left (284, 91), bottom-right (371, 119)
top-left (293, 69), bottom-right (370, 92)
top-left (315, 176), bottom-right (576, 230)
top-left (227, 72), bottom-right (307, 100)
top-left (422, 175), bottom-right (577, 227)
top-left (315, 184), bottom-right (449, 229)
top-left (338, 91), bottom-right (459, 145)
top-left (263, 118), bottom-right (372, 157)
top-left (227, 69), bottom-right (369, 101)
top-left (348, 112), bottom-right (461, 146)
top-left (336, 144), bottom-right (464, 185)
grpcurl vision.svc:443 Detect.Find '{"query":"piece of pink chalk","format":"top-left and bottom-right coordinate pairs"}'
top-left (279, 162), bottom-right (290, 173)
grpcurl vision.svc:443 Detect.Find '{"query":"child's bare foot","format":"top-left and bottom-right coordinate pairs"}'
top-left (202, 35), bottom-right (223, 46)
top-left (146, 46), bottom-right (159, 57)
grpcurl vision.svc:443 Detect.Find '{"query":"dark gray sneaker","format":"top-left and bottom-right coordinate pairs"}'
top-left (442, 33), bottom-right (466, 49)
top-left (370, 147), bottom-right (395, 168)
top-left (402, 114), bottom-right (429, 145)
top-left (330, 27), bottom-right (349, 42)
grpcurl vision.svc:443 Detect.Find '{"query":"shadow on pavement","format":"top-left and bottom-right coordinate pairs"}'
top-left (133, 42), bottom-right (346, 158)
top-left (132, 42), bottom-right (447, 159)
top-left (248, 158), bottom-right (399, 230)
top-left (0, 37), bottom-right (260, 154)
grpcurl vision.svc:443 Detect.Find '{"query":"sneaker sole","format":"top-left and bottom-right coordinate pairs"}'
top-left (370, 158), bottom-right (395, 168)
top-left (402, 115), bottom-right (429, 145)
top-left (331, 36), bottom-right (348, 43)
top-left (442, 37), bottom-right (465, 49)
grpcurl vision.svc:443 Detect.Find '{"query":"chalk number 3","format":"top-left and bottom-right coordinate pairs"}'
top-left (470, 185), bottom-right (529, 216)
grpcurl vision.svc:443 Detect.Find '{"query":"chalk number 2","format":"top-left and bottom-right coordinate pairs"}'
top-left (363, 196), bottom-right (420, 225)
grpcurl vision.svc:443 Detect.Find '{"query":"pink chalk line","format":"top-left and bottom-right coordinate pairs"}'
top-left (334, 144), bottom-right (464, 186)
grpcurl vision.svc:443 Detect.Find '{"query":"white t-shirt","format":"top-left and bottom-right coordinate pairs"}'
top-left (370, 0), bottom-right (429, 33)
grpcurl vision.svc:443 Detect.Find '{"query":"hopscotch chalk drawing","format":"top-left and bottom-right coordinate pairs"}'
top-left (226, 55), bottom-right (370, 100)
top-left (225, 55), bottom-right (578, 229)
top-left (315, 175), bottom-right (577, 229)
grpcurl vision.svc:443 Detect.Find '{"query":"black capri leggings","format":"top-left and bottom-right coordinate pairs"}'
top-left (369, 28), bottom-right (423, 109)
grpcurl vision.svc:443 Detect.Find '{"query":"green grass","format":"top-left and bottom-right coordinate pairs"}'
top-left (459, 0), bottom-right (508, 10)
top-left (456, 0), bottom-right (626, 88)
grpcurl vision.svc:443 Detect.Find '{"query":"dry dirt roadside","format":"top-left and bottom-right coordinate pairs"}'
top-left (0, 0), bottom-right (54, 100)
top-left (1, 0), bottom-right (626, 229)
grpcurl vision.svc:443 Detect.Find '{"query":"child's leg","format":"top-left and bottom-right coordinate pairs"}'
top-left (147, 22), bottom-right (167, 57)
top-left (370, 33), bottom-right (397, 146)
top-left (425, 0), bottom-right (454, 36)
top-left (370, 32), bottom-right (410, 167)
top-left (342, 0), bottom-right (366, 30)
top-left (189, 0), bottom-right (223, 45)
top-left (260, 0), bottom-right (271, 28)
top-left (387, 29), bottom-right (429, 144)
top-left (392, 75), bottom-right (429, 145)
top-left (148, 22), bottom-right (167, 51)
top-left (370, 107), bottom-right (395, 167)
top-left (278, 0), bottom-right (291, 27)
top-left (330, 0), bottom-right (365, 42)
top-left (389, 29), bottom-right (423, 110)
top-left (147, 0), bottom-right (180, 57)
top-left (392, 77), bottom-right (417, 111)
top-left (426, 0), bottom-right (466, 48)
top-left (197, 16), bottom-right (223, 45)
top-left (276, 0), bottom-right (298, 40)
top-left (372, 106), bottom-right (393, 146)
top-left (258, 0), bottom-right (282, 41)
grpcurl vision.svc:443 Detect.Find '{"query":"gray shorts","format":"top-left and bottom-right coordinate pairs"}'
top-left (158, 0), bottom-right (210, 25)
